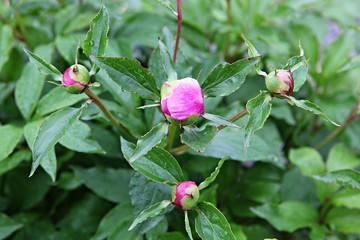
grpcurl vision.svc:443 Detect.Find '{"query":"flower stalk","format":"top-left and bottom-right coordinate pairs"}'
top-left (173, 0), bottom-right (182, 63)
top-left (84, 88), bottom-right (136, 142)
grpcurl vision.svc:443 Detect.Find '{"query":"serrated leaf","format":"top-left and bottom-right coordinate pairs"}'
top-left (195, 201), bottom-right (236, 240)
top-left (121, 138), bottom-right (184, 185)
top-left (158, 39), bottom-right (177, 81)
top-left (184, 211), bottom-right (194, 240)
top-left (251, 202), bottom-right (318, 232)
top-left (201, 57), bottom-right (260, 97)
top-left (31, 104), bottom-right (87, 177)
top-left (128, 200), bottom-right (172, 231)
top-left (23, 48), bottom-right (62, 81)
top-left (286, 96), bottom-right (339, 126)
top-left (83, 5), bottom-right (109, 57)
top-left (313, 169), bottom-right (360, 190)
top-left (289, 147), bottom-right (325, 176)
top-left (0, 24), bottom-right (13, 71)
top-left (199, 157), bottom-right (227, 190)
top-left (91, 56), bottom-right (160, 100)
top-left (202, 113), bottom-right (240, 128)
top-left (0, 213), bottom-right (23, 240)
top-left (129, 122), bottom-right (168, 162)
top-left (0, 125), bottom-right (23, 161)
top-left (181, 125), bottom-right (218, 152)
top-left (244, 91), bottom-right (272, 147)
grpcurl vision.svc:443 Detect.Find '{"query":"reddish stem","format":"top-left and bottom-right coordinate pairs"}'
top-left (173, 0), bottom-right (182, 63)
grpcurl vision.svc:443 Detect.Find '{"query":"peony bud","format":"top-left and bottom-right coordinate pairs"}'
top-left (160, 78), bottom-right (204, 125)
top-left (62, 64), bottom-right (90, 94)
top-left (265, 69), bottom-right (294, 96)
top-left (172, 181), bottom-right (200, 211)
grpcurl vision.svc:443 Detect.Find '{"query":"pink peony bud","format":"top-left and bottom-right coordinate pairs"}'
top-left (160, 78), bottom-right (204, 125)
top-left (265, 69), bottom-right (294, 96)
top-left (172, 181), bottom-right (200, 211)
top-left (62, 64), bottom-right (90, 94)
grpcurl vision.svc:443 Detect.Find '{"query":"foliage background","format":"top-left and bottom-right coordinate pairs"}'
top-left (0, 0), bottom-right (360, 239)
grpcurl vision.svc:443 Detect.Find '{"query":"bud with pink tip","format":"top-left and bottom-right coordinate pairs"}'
top-left (62, 64), bottom-right (90, 94)
top-left (172, 181), bottom-right (200, 210)
top-left (160, 78), bottom-right (204, 125)
top-left (265, 69), bottom-right (294, 96)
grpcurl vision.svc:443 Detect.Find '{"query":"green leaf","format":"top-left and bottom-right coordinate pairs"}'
top-left (24, 120), bottom-right (57, 182)
top-left (195, 201), bottom-right (236, 240)
top-left (0, 150), bottom-right (31, 177)
top-left (184, 211), bottom-right (194, 240)
top-left (201, 122), bottom-right (284, 167)
top-left (128, 200), bottom-right (172, 231)
top-left (241, 34), bottom-right (260, 58)
top-left (31, 104), bottom-right (87, 177)
top-left (73, 167), bottom-right (132, 203)
top-left (327, 143), bottom-right (360, 172)
top-left (15, 44), bottom-right (54, 120)
top-left (83, 5), bottom-right (109, 57)
top-left (326, 207), bottom-right (360, 233)
top-left (0, 125), bottom-right (23, 161)
top-left (338, 55), bottom-right (360, 73)
top-left (251, 202), bottom-right (318, 232)
top-left (55, 34), bottom-right (84, 63)
top-left (202, 113), bottom-right (240, 128)
top-left (313, 169), bottom-right (360, 190)
top-left (121, 138), bottom-right (184, 185)
top-left (91, 202), bottom-right (136, 240)
top-left (199, 157), bottom-right (227, 190)
top-left (23, 48), bottom-right (62, 81)
top-left (286, 55), bottom-right (308, 92)
top-left (35, 87), bottom-right (87, 117)
top-left (91, 56), bottom-right (160, 100)
top-left (0, 24), bottom-right (12, 71)
top-left (129, 122), bottom-right (168, 162)
top-left (181, 125), bottom-right (218, 153)
top-left (332, 189), bottom-right (360, 209)
top-left (0, 213), bottom-right (23, 240)
top-left (322, 32), bottom-right (355, 81)
top-left (158, 39), bottom-right (177, 81)
top-left (201, 57), bottom-right (260, 97)
top-left (129, 172), bottom-right (172, 233)
top-left (244, 91), bottom-right (272, 147)
top-left (156, 0), bottom-right (177, 15)
top-left (285, 96), bottom-right (339, 126)
top-left (59, 121), bottom-right (105, 154)
top-left (289, 147), bottom-right (325, 176)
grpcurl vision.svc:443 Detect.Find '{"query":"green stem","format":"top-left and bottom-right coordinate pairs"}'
top-left (316, 101), bottom-right (359, 149)
top-left (166, 122), bottom-right (179, 150)
top-left (170, 109), bottom-right (249, 155)
top-left (84, 88), bottom-right (136, 143)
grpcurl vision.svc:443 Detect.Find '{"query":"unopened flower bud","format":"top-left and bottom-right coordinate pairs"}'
top-left (62, 64), bottom-right (90, 94)
top-left (172, 181), bottom-right (200, 211)
top-left (265, 69), bottom-right (294, 96)
top-left (160, 78), bottom-right (204, 125)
